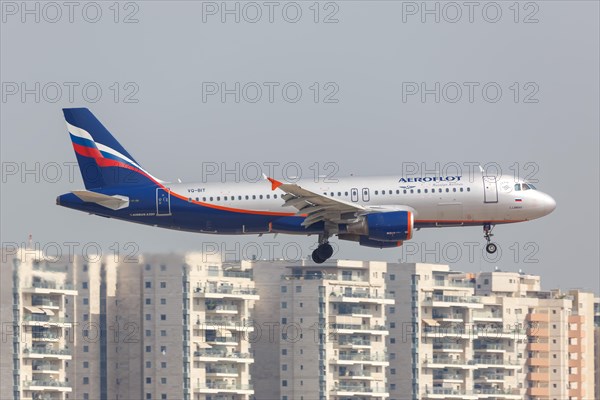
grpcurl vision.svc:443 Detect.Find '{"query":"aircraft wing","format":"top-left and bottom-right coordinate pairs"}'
top-left (265, 176), bottom-right (366, 227)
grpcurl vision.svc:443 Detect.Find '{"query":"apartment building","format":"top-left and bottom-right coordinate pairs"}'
top-left (252, 259), bottom-right (392, 400)
top-left (385, 263), bottom-right (597, 400)
top-left (108, 253), bottom-right (259, 400)
top-left (0, 248), bottom-right (78, 400)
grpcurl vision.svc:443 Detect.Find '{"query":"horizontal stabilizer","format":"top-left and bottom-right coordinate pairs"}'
top-left (72, 190), bottom-right (129, 210)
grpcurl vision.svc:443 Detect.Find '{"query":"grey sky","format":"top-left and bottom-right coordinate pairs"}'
top-left (1, 1), bottom-right (598, 293)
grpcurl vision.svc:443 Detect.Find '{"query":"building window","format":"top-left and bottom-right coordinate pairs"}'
top-left (161, 330), bottom-right (167, 337)
top-left (146, 378), bottom-right (151, 384)
top-left (160, 265), bottom-right (166, 271)
top-left (146, 299), bottom-right (151, 305)
top-left (161, 314), bottom-right (166, 321)
top-left (281, 302), bottom-right (287, 309)
top-left (282, 318), bottom-right (287, 324)
top-left (83, 377), bottom-right (89, 384)
top-left (146, 314), bottom-right (151, 321)
top-left (82, 282), bottom-right (88, 289)
top-left (281, 286), bottom-right (287, 293)
top-left (161, 395), bottom-right (167, 400)
top-left (146, 330), bottom-right (151, 337)
top-left (160, 282), bottom-right (166, 289)
top-left (296, 286), bottom-right (302, 293)
top-left (161, 378), bottom-right (167, 384)
top-left (83, 346), bottom-right (89, 353)
top-left (161, 298), bottom-right (166, 305)
top-left (83, 361), bottom-right (89, 368)
top-left (146, 346), bottom-right (151, 353)
top-left (282, 364), bottom-right (288, 371)
top-left (282, 380), bottom-right (288, 387)
top-left (146, 361), bottom-right (151, 368)
top-left (389, 274), bottom-right (395, 281)
top-left (83, 298), bottom-right (89, 305)
top-left (146, 393), bottom-right (151, 399)
top-left (161, 362), bottom-right (167, 368)
top-left (281, 349), bottom-right (287, 355)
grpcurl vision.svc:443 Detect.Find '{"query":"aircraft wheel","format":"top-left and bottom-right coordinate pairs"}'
top-left (317, 243), bottom-right (334, 260)
top-left (312, 249), bottom-right (325, 264)
top-left (486, 243), bottom-right (498, 254)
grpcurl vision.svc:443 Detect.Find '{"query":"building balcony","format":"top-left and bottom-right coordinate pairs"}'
top-left (23, 348), bottom-right (71, 360)
top-left (568, 315), bottom-right (584, 323)
top-left (330, 385), bottom-right (388, 397)
top-left (333, 354), bottom-right (388, 366)
top-left (331, 323), bottom-right (388, 335)
top-left (193, 350), bottom-right (253, 363)
top-left (22, 283), bottom-right (77, 296)
top-left (205, 366), bottom-right (239, 377)
top-left (472, 311), bottom-right (503, 322)
top-left (432, 280), bottom-right (474, 289)
top-left (338, 370), bottom-right (374, 380)
top-left (569, 329), bottom-right (584, 338)
top-left (197, 319), bottom-right (255, 331)
top-left (423, 327), bottom-right (471, 339)
top-left (32, 363), bottom-right (61, 373)
top-left (423, 388), bottom-right (477, 399)
top-left (568, 343), bottom-right (584, 353)
top-left (338, 338), bottom-right (371, 349)
top-left (474, 358), bottom-right (520, 368)
top-left (432, 342), bottom-right (464, 352)
top-left (527, 327), bottom-right (549, 337)
top-left (473, 343), bottom-right (506, 353)
top-left (31, 298), bottom-right (60, 309)
top-left (423, 358), bottom-right (475, 369)
top-left (329, 292), bottom-right (394, 305)
top-left (474, 373), bottom-right (505, 383)
top-left (23, 380), bottom-right (72, 392)
top-left (431, 312), bottom-right (464, 322)
top-left (476, 388), bottom-right (522, 399)
top-left (423, 295), bottom-right (483, 309)
top-left (22, 315), bottom-right (71, 327)
top-left (205, 304), bottom-right (239, 314)
top-left (194, 383), bottom-right (253, 395)
top-left (193, 287), bottom-right (259, 300)
top-left (433, 373), bottom-right (464, 382)
top-left (568, 358), bottom-right (584, 367)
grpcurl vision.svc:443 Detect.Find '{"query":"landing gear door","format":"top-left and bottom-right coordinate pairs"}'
top-left (483, 176), bottom-right (498, 203)
top-left (156, 188), bottom-right (171, 216)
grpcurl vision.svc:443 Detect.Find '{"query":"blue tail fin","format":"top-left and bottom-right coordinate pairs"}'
top-left (63, 108), bottom-right (160, 189)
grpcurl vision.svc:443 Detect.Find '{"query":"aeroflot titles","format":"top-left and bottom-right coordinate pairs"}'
top-left (399, 175), bottom-right (462, 183)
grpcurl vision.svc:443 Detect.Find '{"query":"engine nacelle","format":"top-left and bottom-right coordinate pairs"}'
top-left (359, 237), bottom-right (403, 248)
top-left (346, 211), bottom-right (414, 242)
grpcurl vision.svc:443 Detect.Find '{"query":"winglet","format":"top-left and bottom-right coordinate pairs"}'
top-left (264, 174), bottom-right (283, 191)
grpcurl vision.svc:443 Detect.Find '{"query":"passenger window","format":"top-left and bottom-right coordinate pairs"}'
top-left (467, 188), bottom-right (471, 192)
top-left (202, 197), bottom-right (206, 201)
top-left (345, 192), bottom-right (348, 196)
top-left (259, 195), bottom-right (263, 199)
top-left (195, 197), bottom-right (199, 201)
top-left (514, 184), bottom-right (521, 191)
top-left (252, 195), bottom-right (256, 200)
top-left (224, 196), bottom-right (228, 201)
top-left (396, 190), bottom-right (400, 194)
top-left (238, 196), bottom-right (242, 200)
top-left (424, 189), bottom-right (428, 193)
top-left (375, 191), bottom-right (378, 195)
top-left (381, 190), bottom-right (385, 195)
top-left (245, 195), bottom-right (249, 200)
top-left (338, 192), bottom-right (341, 196)
top-left (438, 189), bottom-right (442, 193)
top-left (445, 188), bottom-right (449, 193)
top-left (417, 189), bottom-right (421, 194)
top-left (217, 197), bottom-right (220, 201)
top-left (410, 189), bottom-right (414, 194)
top-left (403, 190), bottom-right (407, 194)
top-left (452, 188), bottom-right (456, 192)
top-left (274, 194), bottom-right (278, 199)
top-left (330, 192), bottom-right (334, 196)
top-left (460, 188), bottom-right (463, 192)
top-left (210, 197), bottom-right (213, 201)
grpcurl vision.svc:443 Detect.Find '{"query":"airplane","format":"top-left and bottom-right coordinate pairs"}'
top-left (57, 108), bottom-right (557, 263)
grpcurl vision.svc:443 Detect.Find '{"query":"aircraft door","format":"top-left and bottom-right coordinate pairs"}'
top-left (362, 188), bottom-right (370, 202)
top-left (483, 176), bottom-right (498, 203)
top-left (156, 188), bottom-right (171, 215)
top-left (351, 188), bottom-right (359, 202)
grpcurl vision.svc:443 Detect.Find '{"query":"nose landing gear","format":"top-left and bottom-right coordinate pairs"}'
top-left (483, 224), bottom-right (497, 254)
top-left (312, 234), bottom-right (334, 264)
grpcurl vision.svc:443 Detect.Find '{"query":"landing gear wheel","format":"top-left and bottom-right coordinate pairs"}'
top-left (486, 243), bottom-right (497, 254)
top-left (317, 243), bottom-right (334, 260)
top-left (483, 224), bottom-right (497, 254)
top-left (312, 249), bottom-right (325, 264)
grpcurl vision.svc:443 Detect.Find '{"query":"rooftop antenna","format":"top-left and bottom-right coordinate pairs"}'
top-left (27, 234), bottom-right (32, 249)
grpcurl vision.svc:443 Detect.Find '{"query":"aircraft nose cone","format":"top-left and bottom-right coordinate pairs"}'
top-left (543, 194), bottom-right (556, 215)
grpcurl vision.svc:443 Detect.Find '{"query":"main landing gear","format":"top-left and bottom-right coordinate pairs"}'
top-left (483, 223), bottom-right (497, 254)
top-left (312, 234), bottom-right (333, 264)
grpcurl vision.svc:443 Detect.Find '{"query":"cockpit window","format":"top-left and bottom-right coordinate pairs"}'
top-left (514, 184), bottom-right (521, 191)
top-left (522, 183), bottom-right (535, 190)
top-left (527, 183), bottom-right (536, 190)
